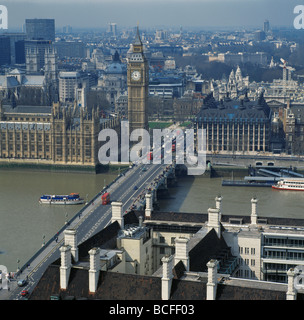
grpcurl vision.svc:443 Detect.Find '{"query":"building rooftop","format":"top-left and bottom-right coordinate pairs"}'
top-left (27, 207), bottom-right (304, 300)
top-left (197, 92), bottom-right (271, 121)
top-left (3, 105), bottom-right (52, 114)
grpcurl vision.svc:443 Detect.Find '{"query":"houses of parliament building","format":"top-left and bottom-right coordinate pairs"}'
top-left (0, 102), bottom-right (119, 170)
top-left (0, 28), bottom-right (149, 171)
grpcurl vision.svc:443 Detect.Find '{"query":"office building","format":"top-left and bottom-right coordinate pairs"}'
top-left (25, 19), bottom-right (55, 42)
top-left (264, 20), bottom-right (270, 33)
top-left (254, 30), bottom-right (266, 41)
top-left (196, 92), bottom-right (272, 153)
top-left (14, 39), bottom-right (26, 64)
top-left (54, 41), bottom-right (86, 59)
top-left (107, 23), bottom-right (117, 37)
top-left (214, 52), bottom-right (268, 66)
top-left (62, 25), bottom-right (72, 34)
top-left (59, 72), bottom-right (82, 103)
top-left (0, 33), bottom-right (27, 65)
top-left (0, 36), bottom-right (11, 66)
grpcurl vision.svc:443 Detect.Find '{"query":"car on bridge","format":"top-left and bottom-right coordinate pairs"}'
top-left (17, 279), bottom-right (27, 287)
top-left (21, 290), bottom-right (29, 297)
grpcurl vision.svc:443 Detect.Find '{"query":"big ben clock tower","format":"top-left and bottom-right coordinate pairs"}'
top-left (127, 26), bottom-right (149, 133)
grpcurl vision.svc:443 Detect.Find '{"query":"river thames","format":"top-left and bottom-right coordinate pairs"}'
top-left (1, 168), bottom-right (304, 272)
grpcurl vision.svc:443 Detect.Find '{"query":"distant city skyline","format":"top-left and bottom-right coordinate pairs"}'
top-left (0, 0), bottom-right (301, 31)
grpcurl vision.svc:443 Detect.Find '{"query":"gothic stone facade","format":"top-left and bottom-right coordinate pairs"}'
top-left (127, 28), bottom-right (149, 132)
top-left (0, 102), bottom-right (119, 167)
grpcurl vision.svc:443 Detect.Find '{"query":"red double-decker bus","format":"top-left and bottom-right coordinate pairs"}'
top-left (101, 192), bottom-right (110, 205)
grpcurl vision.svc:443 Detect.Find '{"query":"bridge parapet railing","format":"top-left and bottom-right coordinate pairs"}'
top-left (15, 165), bottom-right (133, 277)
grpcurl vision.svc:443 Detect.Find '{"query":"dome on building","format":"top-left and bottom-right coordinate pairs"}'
top-left (105, 62), bottom-right (125, 74)
top-left (105, 51), bottom-right (126, 75)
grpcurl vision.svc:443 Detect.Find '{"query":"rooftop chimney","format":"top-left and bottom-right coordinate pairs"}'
top-left (174, 237), bottom-right (189, 271)
top-left (207, 208), bottom-right (221, 238)
top-left (145, 193), bottom-right (153, 219)
top-left (251, 197), bottom-right (258, 225)
top-left (89, 247), bottom-right (101, 294)
top-left (286, 268), bottom-right (297, 300)
top-left (139, 215), bottom-right (143, 227)
top-left (64, 229), bottom-right (79, 262)
top-left (215, 195), bottom-right (223, 221)
top-left (60, 245), bottom-right (72, 290)
top-left (111, 201), bottom-right (124, 229)
top-left (161, 255), bottom-right (174, 300)
top-left (206, 259), bottom-right (218, 300)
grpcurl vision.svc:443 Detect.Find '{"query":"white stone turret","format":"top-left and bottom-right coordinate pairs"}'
top-left (207, 208), bottom-right (221, 238)
top-left (145, 193), bottom-right (153, 218)
top-left (286, 268), bottom-right (297, 300)
top-left (215, 195), bottom-right (223, 220)
top-left (251, 197), bottom-right (258, 225)
top-left (206, 259), bottom-right (218, 300)
top-left (139, 215), bottom-right (143, 227)
top-left (111, 201), bottom-right (124, 229)
top-left (174, 237), bottom-right (189, 271)
top-left (161, 255), bottom-right (174, 300)
top-left (89, 247), bottom-right (101, 293)
top-left (60, 245), bottom-right (72, 290)
top-left (64, 229), bottom-right (78, 262)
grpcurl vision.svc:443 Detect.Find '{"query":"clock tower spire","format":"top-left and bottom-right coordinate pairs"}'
top-left (127, 26), bottom-right (149, 133)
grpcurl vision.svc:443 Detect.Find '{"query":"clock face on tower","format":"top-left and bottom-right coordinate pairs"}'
top-left (131, 70), bottom-right (141, 81)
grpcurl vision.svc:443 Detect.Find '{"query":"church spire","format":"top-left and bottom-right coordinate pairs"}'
top-left (113, 50), bottom-right (120, 63)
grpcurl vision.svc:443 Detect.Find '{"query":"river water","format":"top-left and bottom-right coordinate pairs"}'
top-left (1, 169), bottom-right (304, 272)
top-left (158, 176), bottom-right (304, 219)
top-left (0, 169), bottom-right (117, 272)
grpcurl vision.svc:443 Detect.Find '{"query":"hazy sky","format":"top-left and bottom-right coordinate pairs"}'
top-left (1, 0), bottom-right (301, 30)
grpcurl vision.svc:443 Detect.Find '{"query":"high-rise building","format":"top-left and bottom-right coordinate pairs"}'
top-left (127, 27), bottom-right (149, 132)
top-left (0, 36), bottom-right (11, 66)
top-left (1, 33), bottom-right (27, 65)
top-left (59, 71), bottom-right (82, 103)
top-left (62, 25), bottom-right (72, 34)
top-left (254, 30), bottom-right (266, 41)
top-left (107, 23), bottom-right (117, 37)
top-left (25, 19), bottom-right (55, 42)
top-left (15, 40), bottom-right (26, 64)
top-left (264, 19), bottom-right (270, 33)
